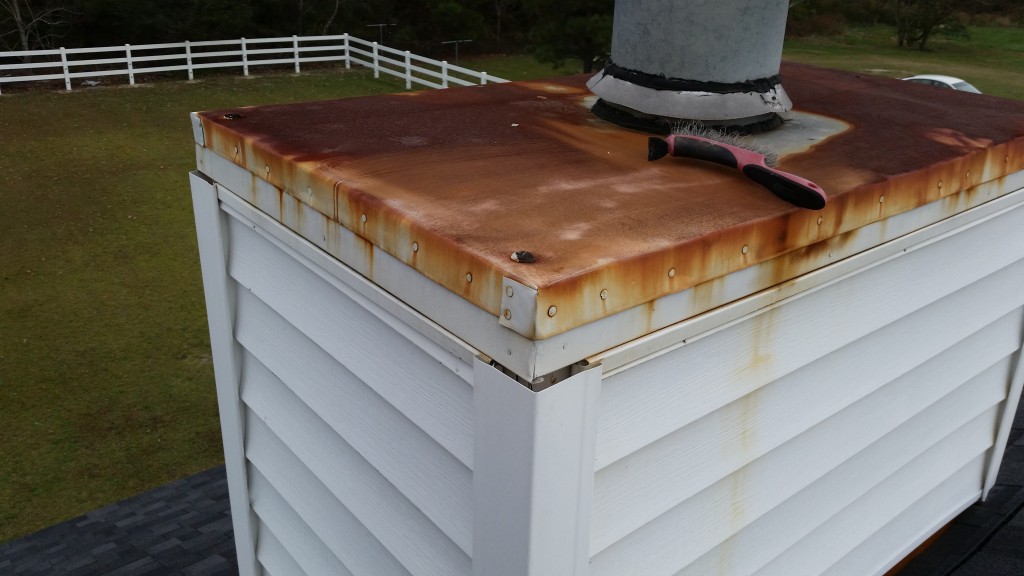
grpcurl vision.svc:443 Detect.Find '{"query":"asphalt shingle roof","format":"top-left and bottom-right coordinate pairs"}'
top-left (0, 467), bottom-right (237, 576)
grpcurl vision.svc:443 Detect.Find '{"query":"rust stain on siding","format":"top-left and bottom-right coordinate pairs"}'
top-left (196, 63), bottom-right (1024, 339)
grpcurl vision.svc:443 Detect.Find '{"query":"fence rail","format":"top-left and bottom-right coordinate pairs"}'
top-left (0, 33), bottom-right (507, 94)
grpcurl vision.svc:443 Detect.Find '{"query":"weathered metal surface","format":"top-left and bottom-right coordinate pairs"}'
top-left (609, 0), bottom-right (789, 84)
top-left (196, 63), bottom-right (1024, 339)
top-left (593, 0), bottom-right (792, 122)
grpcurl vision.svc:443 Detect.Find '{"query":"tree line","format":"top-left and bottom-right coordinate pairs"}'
top-left (2, 0), bottom-right (1021, 69)
top-left (789, 0), bottom-right (1022, 49)
top-left (0, 0), bottom-right (614, 70)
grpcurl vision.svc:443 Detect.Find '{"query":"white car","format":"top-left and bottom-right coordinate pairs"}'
top-left (903, 74), bottom-right (982, 94)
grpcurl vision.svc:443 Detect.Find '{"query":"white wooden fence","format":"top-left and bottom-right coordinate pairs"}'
top-left (0, 33), bottom-right (507, 94)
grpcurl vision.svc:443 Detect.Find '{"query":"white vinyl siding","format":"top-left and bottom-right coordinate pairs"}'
top-left (254, 520), bottom-right (308, 576)
top-left (217, 199), bottom-right (475, 576)
top-left (194, 148), bottom-right (1024, 575)
top-left (590, 198), bottom-right (1024, 575)
top-left (227, 215), bottom-right (475, 467)
top-left (233, 284), bottom-right (473, 547)
top-left (251, 475), bottom-right (356, 576)
top-left (821, 457), bottom-right (984, 575)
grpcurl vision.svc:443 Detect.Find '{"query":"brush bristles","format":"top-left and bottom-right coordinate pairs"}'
top-left (671, 121), bottom-right (779, 167)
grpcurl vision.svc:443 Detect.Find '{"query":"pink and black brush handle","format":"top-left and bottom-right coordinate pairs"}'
top-left (648, 135), bottom-right (827, 210)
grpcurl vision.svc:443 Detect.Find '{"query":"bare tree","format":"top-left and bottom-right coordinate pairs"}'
top-left (494, 0), bottom-right (517, 41)
top-left (0, 0), bottom-right (69, 57)
top-left (895, 0), bottom-right (966, 50)
top-left (322, 0), bottom-right (341, 35)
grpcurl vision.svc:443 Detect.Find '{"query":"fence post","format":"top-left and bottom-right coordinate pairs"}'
top-left (404, 51), bottom-right (411, 90)
top-left (343, 33), bottom-right (350, 69)
top-left (60, 47), bottom-right (71, 91)
top-left (185, 40), bottom-right (194, 81)
top-left (441, 60), bottom-right (448, 88)
top-left (125, 44), bottom-right (135, 85)
top-left (372, 42), bottom-right (379, 79)
top-left (293, 35), bottom-right (301, 73)
top-left (241, 37), bottom-right (249, 76)
top-left (481, 71), bottom-right (488, 86)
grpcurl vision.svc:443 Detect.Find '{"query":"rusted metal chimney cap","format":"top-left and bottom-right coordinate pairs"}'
top-left (193, 65), bottom-right (1024, 340)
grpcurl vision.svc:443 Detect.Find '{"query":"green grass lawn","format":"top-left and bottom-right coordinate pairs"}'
top-left (0, 61), bottom-right (566, 544)
top-left (783, 25), bottom-right (1024, 99)
top-left (1, 25), bottom-right (1022, 544)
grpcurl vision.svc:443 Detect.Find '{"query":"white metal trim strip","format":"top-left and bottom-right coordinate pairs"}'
top-left (190, 112), bottom-right (205, 146)
top-left (188, 171), bottom-right (259, 576)
top-left (594, 181), bottom-right (1024, 377)
top-left (984, 310), bottom-right (1024, 499)
top-left (215, 184), bottom-right (482, 381)
top-left (472, 360), bottom-right (602, 576)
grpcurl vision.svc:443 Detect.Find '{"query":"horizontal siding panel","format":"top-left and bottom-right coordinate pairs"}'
top-left (227, 213), bottom-right (474, 468)
top-left (244, 364), bottom-right (471, 576)
top-left (684, 407), bottom-right (998, 576)
top-left (251, 472), bottom-right (353, 576)
top-left (235, 287), bottom-right (473, 553)
top-left (821, 458), bottom-right (985, 576)
top-left (590, 353), bottom-right (1011, 576)
top-left (255, 520), bottom-right (307, 576)
top-left (596, 204), bottom-right (1024, 469)
top-left (696, 385), bottom-right (999, 576)
top-left (590, 290), bottom-right (1024, 553)
top-left (760, 447), bottom-right (990, 576)
top-left (244, 400), bottom-right (412, 576)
